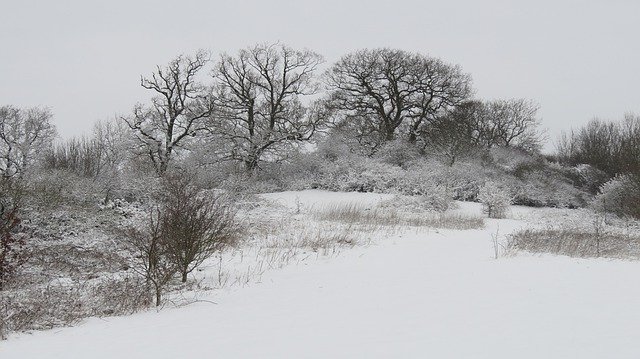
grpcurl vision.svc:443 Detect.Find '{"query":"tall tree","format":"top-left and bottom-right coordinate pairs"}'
top-left (125, 51), bottom-right (214, 175)
top-left (209, 43), bottom-right (324, 171)
top-left (325, 48), bottom-right (472, 152)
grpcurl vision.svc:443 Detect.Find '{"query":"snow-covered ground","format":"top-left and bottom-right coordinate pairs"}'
top-left (3, 190), bottom-right (640, 358)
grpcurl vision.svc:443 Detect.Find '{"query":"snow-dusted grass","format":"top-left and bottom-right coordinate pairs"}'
top-left (3, 190), bottom-right (640, 358)
top-left (312, 202), bottom-right (484, 230)
top-left (508, 226), bottom-right (640, 259)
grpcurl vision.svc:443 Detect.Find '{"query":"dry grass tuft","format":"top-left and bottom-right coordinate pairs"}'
top-left (507, 228), bottom-right (640, 259)
top-left (311, 202), bottom-right (484, 230)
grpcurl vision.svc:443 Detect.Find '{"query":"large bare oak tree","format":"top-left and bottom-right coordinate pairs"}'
top-left (209, 43), bottom-right (324, 171)
top-left (125, 51), bottom-right (214, 175)
top-left (325, 48), bottom-right (472, 152)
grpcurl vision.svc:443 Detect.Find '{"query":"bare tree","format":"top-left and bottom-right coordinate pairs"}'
top-left (325, 48), bottom-right (472, 152)
top-left (209, 43), bottom-right (324, 171)
top-left (0, 106), bottom-right (56, 178)
top-left (125, 51), bottom-right (214, 176)
top-left (161, 176), bottom-right (238, 282)
top-left (481, 99), bottom-right (543, 152)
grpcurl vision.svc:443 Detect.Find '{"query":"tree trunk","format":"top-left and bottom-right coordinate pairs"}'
top-left (244, 154), bottom-right (259, 172)
top-left (407, 131), bottom-right (417, 144)
top-left (383, 128), bottom-right (395, 142)
top-left (155, 288), bottom-right (162, 307)
top-left (181, 270), bottom-right (188, 283)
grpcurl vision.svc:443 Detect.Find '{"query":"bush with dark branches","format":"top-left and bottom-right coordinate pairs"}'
top-left (161, 176), bottom-right (239, 283)
top-left (124, 175), bottom-right (239, 306)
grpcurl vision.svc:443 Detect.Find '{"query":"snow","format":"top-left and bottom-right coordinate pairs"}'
top-left (3, 190), bottom-right (640, 358)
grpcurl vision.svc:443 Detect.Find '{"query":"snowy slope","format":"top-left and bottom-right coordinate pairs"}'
top-left (3, 191), bottom-right (640, 358)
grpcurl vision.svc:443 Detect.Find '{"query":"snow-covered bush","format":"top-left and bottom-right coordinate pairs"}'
top-left (478, 181), bottom-right (512, 218)
top-left (419, 186), bottom-right (455, 212)
top-left (487, 146), bottom-right (537, 173)
top-left (314, 155), bottom-right (404, 193)
top-left (594, 175), bottom-right (640, 219)
top-left (504, 171), bottom-right (587, 208)
top-left (398, 160), bottom-right (484, 201)
top-left (373, 139), bottom-right (421, 168)
top-left (564, 164), bottom-right (610, 194)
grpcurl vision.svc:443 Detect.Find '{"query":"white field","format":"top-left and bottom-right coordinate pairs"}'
top-left (2, 190), bottom-right (640, 358)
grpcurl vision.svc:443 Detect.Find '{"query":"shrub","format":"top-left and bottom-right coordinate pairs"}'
top-left (594, 174), bottom-right (640, 219)
top-left (565, 164), bottom-right (610, 194)
top-left (161, 177), bottom-right (239, 283)
top-left (505, 171), bottom-right (587, 208)
top-left (373, 139), bottom-right (421, 168)
top-left (478, 181), bottom-right (512, 218)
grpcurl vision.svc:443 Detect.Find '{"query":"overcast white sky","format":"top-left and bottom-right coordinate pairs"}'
top-left (1, 0), bottom-right (639, 151)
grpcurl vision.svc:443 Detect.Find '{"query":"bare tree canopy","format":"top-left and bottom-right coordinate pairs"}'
top-left (325, 48), bottom-right (472, 152)
top-left (480, 99), bottom-right (543, 151)
top-left (419, 101), bottom-right (485, 165)
top-left (0, 106), bottom-right (56, 178)
top-left (125, 50), bottom-right (214, 175)
top-left (209, 43), bottom-right (324, 171)
top-left (421, 98), bottom-right (544, 159)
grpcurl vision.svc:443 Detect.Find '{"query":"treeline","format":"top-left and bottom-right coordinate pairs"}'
top-left (3, 43), bottom-right (639, 211)
top-left (3, 43), bottom-right (639, 214)
top-left (1, 44), bottom-right (544, 182)
top-left (113, 45), bottom-right (541, 177)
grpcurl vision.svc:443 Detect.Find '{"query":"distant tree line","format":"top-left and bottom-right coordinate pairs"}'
top-left (121, 43), bottom-right (544, 175)
top-left (558, 114), bottom-right (640, 177)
